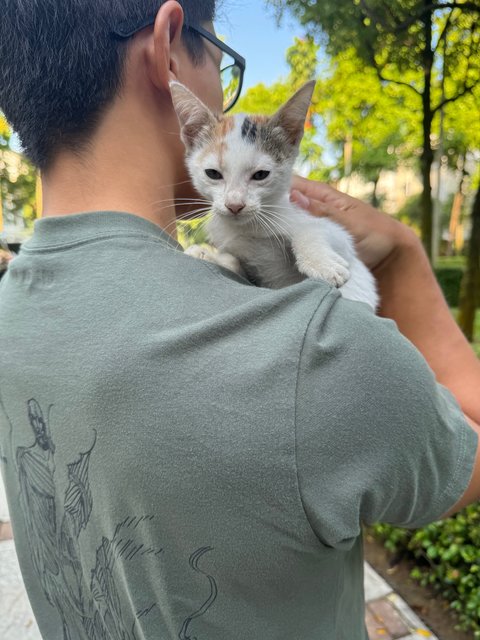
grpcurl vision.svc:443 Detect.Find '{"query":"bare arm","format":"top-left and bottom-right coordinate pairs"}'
top-left (291, 177), bottom-right (480, 515)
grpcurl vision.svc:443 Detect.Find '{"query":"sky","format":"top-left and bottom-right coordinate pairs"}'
top-left (216, 0), bottom-right (303, 90)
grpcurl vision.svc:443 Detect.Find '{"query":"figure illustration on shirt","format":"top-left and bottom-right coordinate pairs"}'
top-left (16, 399), bottom-right (97, 639)
top-left (11, 398), bottom-right (219, 639)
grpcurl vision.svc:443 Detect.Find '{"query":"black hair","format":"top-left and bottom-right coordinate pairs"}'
top-left (0, 0), bottom-right (216, 170)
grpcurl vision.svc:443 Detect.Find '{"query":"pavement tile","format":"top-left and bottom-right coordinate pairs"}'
top-left (0, 472), bottom-right (9, 522)
top-left (387, 593), bottom-right (437, 639)
top-left (0, 521), bottom-right (13, 541)
top-left (0, 540), bottom-right (41, 640)
top-left (366, 606), bottom-right (394, 640)
top-left (368, 598), bottom-right (410, 638)
top-left (365, 561), bottom-right (394, 601)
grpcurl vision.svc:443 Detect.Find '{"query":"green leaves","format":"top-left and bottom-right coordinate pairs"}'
top-left (0, 113), bottom-right (38, 234)
top-left (371, 503), bottom-right (480, 635)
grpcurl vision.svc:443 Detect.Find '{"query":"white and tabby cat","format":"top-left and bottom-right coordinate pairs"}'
top-left (170, 80), bottom-right (379, 311)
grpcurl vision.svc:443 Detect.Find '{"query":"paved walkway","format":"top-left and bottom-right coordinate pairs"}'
top-left (0, 479), bottom-right (438, 640)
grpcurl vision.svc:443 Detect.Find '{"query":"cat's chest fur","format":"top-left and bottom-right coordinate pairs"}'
top-left (206, 213), bottom-right (305, 289)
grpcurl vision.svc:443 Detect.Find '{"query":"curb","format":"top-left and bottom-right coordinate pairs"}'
top-left (365, 562), bottom-right (438, 639)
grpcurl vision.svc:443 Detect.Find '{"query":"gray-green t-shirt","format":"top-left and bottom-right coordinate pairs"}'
top-left (0, 211), bottom-right (477, 639)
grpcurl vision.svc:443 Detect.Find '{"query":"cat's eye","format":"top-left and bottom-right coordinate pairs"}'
top-left (252, 171), bottom-right (271, 181)
top-left (205, 169), bottom-right (223, 180)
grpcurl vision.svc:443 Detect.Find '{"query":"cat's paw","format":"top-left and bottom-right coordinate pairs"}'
top-left (297, 251), bottom-right (350, 288)
top-left (185, 244), bottom-right (244, 277)
top-left (184, 244), bottom-right (213, 262)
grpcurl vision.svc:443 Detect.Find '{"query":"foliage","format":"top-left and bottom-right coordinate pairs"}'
top-left (267, 0), bottom-right (480, 259)
top-left (0, 113), bottom-right (38, 233)
top-left (372, 502), bottom-right (480, 637)
top-left (435, 267), bottom-right (465, 307)
top-left (176, 217), bottom-right (209, 249)
top-left (437, 256), bottom-right (466, 269)
top-left (318, 47), bottom-right (420, 186)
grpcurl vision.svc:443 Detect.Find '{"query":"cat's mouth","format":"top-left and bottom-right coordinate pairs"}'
top-left (214, 209), bottom-right (257, 225)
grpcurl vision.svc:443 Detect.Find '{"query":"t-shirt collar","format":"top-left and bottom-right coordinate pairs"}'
top-left (22, 210), bottom-right (184, 252)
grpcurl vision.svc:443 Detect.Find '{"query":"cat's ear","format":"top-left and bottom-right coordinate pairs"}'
top-left (170, 81), bottom-right (218, 151)
top-left (270, 80), bottom-right (316, 147)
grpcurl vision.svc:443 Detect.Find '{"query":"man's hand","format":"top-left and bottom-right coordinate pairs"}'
top-left (290, 176), bottom-right (417, 272)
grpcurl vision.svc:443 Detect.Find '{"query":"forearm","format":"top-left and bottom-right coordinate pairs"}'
top-left (373, 233), bottom-right (480, 424)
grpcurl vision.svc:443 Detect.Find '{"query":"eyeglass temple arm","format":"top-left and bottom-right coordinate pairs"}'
top-left (111, 18), bottom-right (245, 71)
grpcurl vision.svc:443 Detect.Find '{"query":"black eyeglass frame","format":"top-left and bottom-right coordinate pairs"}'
top-left (111, 19), bottom-right (246, 113)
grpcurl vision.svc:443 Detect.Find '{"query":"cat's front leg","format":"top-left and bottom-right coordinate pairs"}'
top-left (185, 244), bottom-right (246, 278)
top-left (290, 227), bottom-right (350, 288)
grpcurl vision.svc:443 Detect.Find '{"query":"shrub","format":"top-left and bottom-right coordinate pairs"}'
top-left (371, 504), bottom-right (480, 636)
top-left (435, 267), bottom-right (464, 307)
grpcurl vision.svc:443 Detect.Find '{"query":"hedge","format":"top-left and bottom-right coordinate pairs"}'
top-left (435, 267), bottom-right (465, 307)
top-left (371, 505), bottom-right (480, 636)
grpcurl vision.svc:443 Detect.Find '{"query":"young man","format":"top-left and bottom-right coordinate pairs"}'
top-left (0, 1), bottom-right (479, 638)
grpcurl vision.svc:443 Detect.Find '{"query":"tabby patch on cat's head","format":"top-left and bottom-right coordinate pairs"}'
top-left (170, 80), bottom-right (316, 223)
top-left (170, 80), bottom-right (315, 160)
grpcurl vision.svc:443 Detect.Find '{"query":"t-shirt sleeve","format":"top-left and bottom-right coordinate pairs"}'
top-left (295, 292), bottom-right (478, 549)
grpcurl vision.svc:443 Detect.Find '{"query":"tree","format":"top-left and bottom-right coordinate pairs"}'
top-left (317, 47), bottom-right (420, 204)
top-left (458, 171), bottom-right (480, 341)
top-left (267, 0), bottom-right (480, 260)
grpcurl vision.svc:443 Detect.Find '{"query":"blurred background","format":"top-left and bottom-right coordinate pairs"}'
top-left (1, 1), bottom-right (480, 637)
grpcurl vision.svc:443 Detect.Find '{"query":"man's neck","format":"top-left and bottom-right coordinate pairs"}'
top-left (41, 100), bottom-right (186, 240)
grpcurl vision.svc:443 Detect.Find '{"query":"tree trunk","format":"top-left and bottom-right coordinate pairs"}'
top-left (420, 5), bottom-right (435, 262)
top-left (458, 180), bottom-right (480, 342)
top-left (371, 176), bottom-right (380, 208)
top-left (447, 155), bottom-right (466, 256)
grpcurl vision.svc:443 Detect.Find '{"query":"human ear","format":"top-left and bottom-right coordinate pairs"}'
top-left (169, 81), bottom-right (218, 151)
top-left (145, 0), bottom-right (185, 92)
top-left (270, 81), bottom-right (316, 147)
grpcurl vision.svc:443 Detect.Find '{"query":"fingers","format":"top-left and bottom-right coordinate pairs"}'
top-left (290, 189), bottom-right (310, 210)
top-left (291, 175), bottom-right (342, 204)
top-left (290, 190), bottom-right (331, 219)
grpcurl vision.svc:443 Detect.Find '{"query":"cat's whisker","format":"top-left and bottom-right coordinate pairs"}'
top-left (150, 196), bottom-right (211, 204)
top-left (258, 209), bottom-right (294, 239)
top-left (179, 215), bottom-right (212, 249)
top-left (151, 199), bottom-right (212, 211)
top-left (163, 209), bottom-right (212, 230)
top-left (260, 204), bottom-right (297, 209)
top-left (258, 210), bottom-right (292, 240)
top-left (164, 210), bottom-right (212, 242)
top-left (164, 210), bottom-right (212, 235)
top-left (254, 215), bottom-right (279, 257)
top-left (258, 207), bottom-right (291, 224)
top-left (257, 213), bottom-right (291, 264)
top-left (255, 211), bottom-right (284, 255)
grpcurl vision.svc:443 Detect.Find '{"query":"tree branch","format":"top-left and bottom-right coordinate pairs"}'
top-left (364, 38), bottom-right (424, 97)
top-left (385, 2), bottom-right (480, 33)
top-left (378, 72), bottom-right (424, 96)
top-left (433, 82), bottom-right (478, 113)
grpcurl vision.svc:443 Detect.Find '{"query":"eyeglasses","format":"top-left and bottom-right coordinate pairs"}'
top-left (111, 19), bottom-right (246, 113)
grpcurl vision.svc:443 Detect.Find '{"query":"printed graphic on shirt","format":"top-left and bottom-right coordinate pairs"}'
top-left (0, 388), bottom-right (13, 465)
top-left (179, 547), bottom-right (218, 640)
top-left (3, 398), bottom-right (218, 640)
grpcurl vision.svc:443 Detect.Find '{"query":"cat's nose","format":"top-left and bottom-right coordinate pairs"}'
top-left (226, 203), bottom-right (246, 215)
